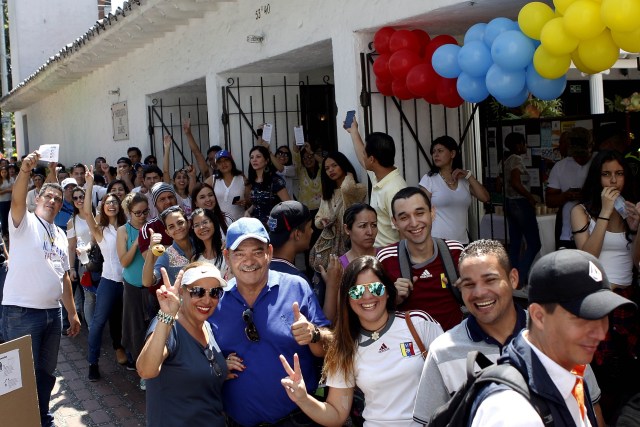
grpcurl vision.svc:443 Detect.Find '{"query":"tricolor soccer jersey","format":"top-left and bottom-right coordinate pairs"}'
top-left (326, 311), bottom-right (443, 427)
top-left (377, 238), bottom-right (464, 331)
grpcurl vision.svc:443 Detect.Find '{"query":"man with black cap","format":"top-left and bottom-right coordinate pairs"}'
top-left (267, 201), bottom-right (314, 283)
top-left (470, 250), bottom-right (636, 427)
top-left (209, 217), bottom-right (331, 427)
top-left (138, 182), bottom-right (178, 257)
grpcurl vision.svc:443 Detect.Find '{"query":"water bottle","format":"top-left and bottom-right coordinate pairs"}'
top-left (614, 196), bottom-right (627, 219)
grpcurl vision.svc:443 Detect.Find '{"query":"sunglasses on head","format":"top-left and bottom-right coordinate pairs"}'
top-left (348, 282), bottom-right (386, 300)
top-left (183, 286), bottom-right (224, 299)
top-left (242, 308), bottom-right (260, 342)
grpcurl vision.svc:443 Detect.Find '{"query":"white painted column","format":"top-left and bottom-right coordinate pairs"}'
top-left (206, 73), bottom-right (223, 148)
top-left (589, 73), bottom-right (605, 114)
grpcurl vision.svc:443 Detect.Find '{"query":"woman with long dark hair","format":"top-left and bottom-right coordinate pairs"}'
top-left (191, 183), bottom-right (233, 245)
top-left (245, 145), bottom-right (290, 224)
top-left (279, 256), bottom-right (443, 426)
top-left (189, 208), bottom-right (229, 281)
top-left (570, 149), bottom-right (640, 422)
top-left (84, 166), bottom-right (128, 381)
top-left (310, 151), bottom-right (366, 271)
top-left (206, 150), bottom-right (247, 221)
top-left (419, 136), bottom-right (489, 244)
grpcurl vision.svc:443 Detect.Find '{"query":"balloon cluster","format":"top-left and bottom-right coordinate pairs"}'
top-left (372, 27), bottom-right (464, 108)
top-left (430, 17), bottom-right (567, 108)
top-left (520, 0), bottom-right (640, 78)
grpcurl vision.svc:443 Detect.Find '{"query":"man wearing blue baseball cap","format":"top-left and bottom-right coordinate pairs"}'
top-left (209, 217), bottom-right (331, 426)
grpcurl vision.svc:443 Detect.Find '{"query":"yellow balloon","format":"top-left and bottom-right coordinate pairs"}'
top-left (570, 50), bottom-right (598, 74)
top-left (518, 2), bottom-right (556, 40)
top-left (563, 0), bottom-right (605, 40)
top-left (553, 0), bottom-right (577, 15)
top-left (611, 27), bottom-right (640, 53)
top-left (601, 0), bottom-right (640, 33)
top-left (540, 18), bottom-right (579, 55)
top-left (533, 45), bottom-right (571, 79)
top-left (577, 30), bottom-right (619, 72)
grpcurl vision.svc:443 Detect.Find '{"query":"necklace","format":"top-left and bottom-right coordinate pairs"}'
top-left (439, 172), bottom-right (456, 187)
top-left (363, 313), bottom-right (390, 341)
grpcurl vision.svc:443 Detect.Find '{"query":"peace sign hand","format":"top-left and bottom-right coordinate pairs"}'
top-left (279, 353), bottom-right (308, 403)
top-left (85, 165), bottom-right (95, 185)
top-left (156, 267), bottom-right (181, 316)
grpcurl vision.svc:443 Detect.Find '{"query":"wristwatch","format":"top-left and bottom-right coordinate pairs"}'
top-left (310, 325), bottom-right (321, 344)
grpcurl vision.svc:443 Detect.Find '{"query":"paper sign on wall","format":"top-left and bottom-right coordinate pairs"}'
top-left (38, 144), bottom-right (59, 163)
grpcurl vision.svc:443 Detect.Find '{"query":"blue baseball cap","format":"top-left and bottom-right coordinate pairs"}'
top-left (226, 217), bottom-right (270, 250)
top-left (215, 150), bottom-right (233, 162)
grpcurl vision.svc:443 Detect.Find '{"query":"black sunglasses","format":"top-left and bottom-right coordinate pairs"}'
top-left (204, 346), bottom-right (223, 377)
top-left (184, 286), bottom-right (224, 299)
top-left (242, 308), bottom-right (260, 342)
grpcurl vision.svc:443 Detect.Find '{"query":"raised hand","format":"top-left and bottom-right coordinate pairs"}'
top-left (21, 151), bottom-right (41, 172)
top-left (163, 134), bottom-right (172, 151)
top-left (182, 118), bottom-right (192, 135)
top-left (452, 168), bottom-right (471, 181)
top-left (290, 302), bottom-right (314, 345)
top-left (279, 353), bottom-right (308, 403)
top-left (85, 165), bottom-right (95, 185)
top-left (156, 267), bottom-right (181, 316)
top-left (319, 254), bottom-right (343, 290)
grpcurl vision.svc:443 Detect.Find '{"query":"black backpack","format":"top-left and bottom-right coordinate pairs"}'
top-left (428, 351), bottom-right (554, 427)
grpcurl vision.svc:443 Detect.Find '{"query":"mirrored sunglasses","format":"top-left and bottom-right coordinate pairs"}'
top-left (184, 286), bottom-right (224, 299)
top-left (348, 282), bottom-right (386, 300)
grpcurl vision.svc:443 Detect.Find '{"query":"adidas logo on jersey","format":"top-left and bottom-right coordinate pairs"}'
top-left (419, 269), bottom-right (432, 279)
top-left (378, 343), bottom-right (389, 353)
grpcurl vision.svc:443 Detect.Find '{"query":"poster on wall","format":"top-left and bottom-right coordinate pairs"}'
top-left (111, 102), bottom-right (129, 141)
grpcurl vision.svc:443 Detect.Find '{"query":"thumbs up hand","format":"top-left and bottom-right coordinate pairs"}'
top-left (290, 302), bottom-right (313, 346)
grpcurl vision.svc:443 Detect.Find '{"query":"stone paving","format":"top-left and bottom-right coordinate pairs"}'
top-left (51, 326), bottom-right (146, 427)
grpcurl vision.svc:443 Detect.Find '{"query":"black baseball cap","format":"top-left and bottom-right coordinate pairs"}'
top-left (117, 157), bottom-right (132, 166)
top-left (528, 250), bottom-right (636, 320)
top-left (267, 201), bottom-right (312, 248)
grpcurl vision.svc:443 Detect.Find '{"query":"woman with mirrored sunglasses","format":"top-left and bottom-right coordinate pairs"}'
top-left (117, 193), bottom-right (151, 390)
top-left (279, 255), bottom-right (443, 426)
top-left (138, 262), bottom-right (228, 426)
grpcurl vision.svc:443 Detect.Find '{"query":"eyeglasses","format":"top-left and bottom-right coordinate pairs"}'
top-left (72, 195), bottom-right (85, 201)
top-left (204, 347), bottom-right (223, 377)
top-left (104, 200), bottom-right (119, 206)
top-left (192, 218), bottom-right (212, 230)
top-left (276, 151), bottom-right (290, 157)
top-left (242, 308), bottom-right (260, 342)
top-left (348, 282), bottom-right (386, 300)
top-left (131, 208), bottom-right (150, 217)
top-left (183, 286), bottom-right (224, 299)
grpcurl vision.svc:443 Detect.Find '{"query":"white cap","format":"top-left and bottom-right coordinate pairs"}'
top-left (61, 177), bottom-right (78, 189)
top-left (181, 263), bottom-right (228, 290)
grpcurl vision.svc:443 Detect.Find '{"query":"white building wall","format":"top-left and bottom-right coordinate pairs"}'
top-left (13, 0), bottom-right (467, 182)
top-left (7, 0), bottom-right (97, 85)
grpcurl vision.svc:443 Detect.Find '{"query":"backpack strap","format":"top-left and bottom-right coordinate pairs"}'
top-left (404, 311), bottom-right (427, 360)
top-left (398, 239), bottom-right (411, 280)
top-left (434, 237), bottom-right (463, 305)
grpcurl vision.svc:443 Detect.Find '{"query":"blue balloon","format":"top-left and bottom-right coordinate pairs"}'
top-left (486, 64), bottom-right (526, 99)
top-left (483, 17), bottom-right (518, 47)
top-left (458, 41), bottom-right (493, 77)
top-left (491, 30), bottom-right (535, 71)
top-left (432, 44), bottom-right (462, 78)
top-left (457, 72), bottom-right (490, 103)
top-left (495, 87), bottom-right (530, 108)
top-left (464, 23), bottom-right (487, 44)
top-left (526, 64), bottom-right (567, 100)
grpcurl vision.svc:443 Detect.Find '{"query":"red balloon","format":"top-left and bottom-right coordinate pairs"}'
top-left (392, 79), bottom-right (415, 100)
top-left (376, 78), bottom-right (393, 96)
top-left (406, 64), bottom-right (438, 97)
top-left (374, 27), bottom-right (396, 54)
top-left (373, 54), bottom-right (393, 82)
top-left (437, 78), bottom-right (464, 108)
top-left (412, 29), bottom-right (431, 46)
top-left (389, 49), bottom-right (422, 80)
top-left (423, 74), bottom-right (443, 104)
top-left (389, 29), bottom-right (421, 53)
top-left (424, 35), bottom-right (459, 59)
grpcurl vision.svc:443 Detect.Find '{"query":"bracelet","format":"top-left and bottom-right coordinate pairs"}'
top-left (464, 170), bottom-right (472, 180)
top-left (20, 168), bottom-right (30, 174)
top-left (597, 216), bottom-right (610, 221)
top-left (156, 310), bottom-right (175, 326)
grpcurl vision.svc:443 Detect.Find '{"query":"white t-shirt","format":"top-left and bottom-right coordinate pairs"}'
top-left (419, 174), bottom-right (471, 244)
top-left (2, 210), bottom-right (70, 309)
top-left (26, 188), bottom-right (38, 212)
top-left (67, 215), bottom-right (92, 246)
top-left (547, 156), bottom-right (592, 241)
top-left (213, 175), bottom-right (245, 221)
top-left (97, 224), bottom-right (123, 282)
top-left (503, 154), bottom-right (529, 199)
top-left (326, 311), bottom-right (443, 427)
top-left (277, 165), bottom-right (297, 199)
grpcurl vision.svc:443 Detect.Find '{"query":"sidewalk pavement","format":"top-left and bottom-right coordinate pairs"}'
top-left (52, 325), bottom-right (146, 426)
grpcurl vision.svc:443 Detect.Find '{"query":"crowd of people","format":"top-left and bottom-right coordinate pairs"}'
top-left (0, 117), bottom-right (638, 427)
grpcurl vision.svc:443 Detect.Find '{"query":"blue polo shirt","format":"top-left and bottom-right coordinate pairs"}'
top-left (209, 270), bottom-right (329, 426)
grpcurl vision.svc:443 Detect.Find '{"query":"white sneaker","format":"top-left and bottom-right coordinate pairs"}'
top-left (139, 379), bottom-right (146, 391)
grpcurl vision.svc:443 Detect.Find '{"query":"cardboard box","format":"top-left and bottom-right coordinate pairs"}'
top-left (0, 335), bottom-right (40, 426)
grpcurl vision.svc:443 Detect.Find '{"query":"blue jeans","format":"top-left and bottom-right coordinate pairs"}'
top-left (87, 278), bottom-right (123, 365)
top-left (506, 198), bottom-right (542, 284)
top-left (1, 305), bottom-right (62, 427)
